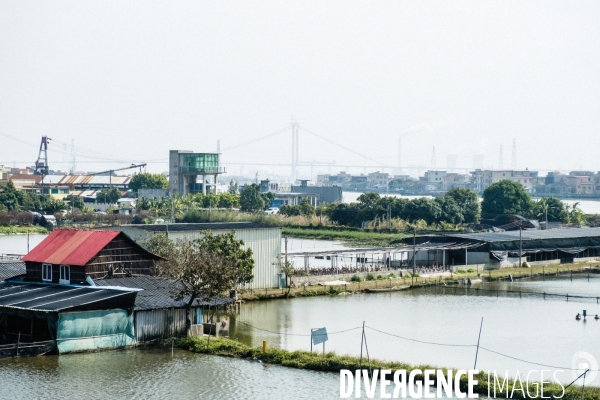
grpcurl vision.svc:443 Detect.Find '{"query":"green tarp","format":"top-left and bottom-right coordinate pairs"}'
top-left (57, 309), bottom-right (135, 354)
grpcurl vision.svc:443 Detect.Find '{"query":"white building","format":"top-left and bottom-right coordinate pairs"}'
top-left (104, 222), bottom-right (282, 289)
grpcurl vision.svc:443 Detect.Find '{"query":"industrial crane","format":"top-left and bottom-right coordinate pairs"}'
top-left (89, 163), bottom-right (147, 188)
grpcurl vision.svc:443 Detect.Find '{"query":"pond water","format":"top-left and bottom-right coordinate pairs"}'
top-left (231, 276), bottom-right (600, 384)
top-left (0, 348), bottom-right (346, 400)
top-left (0, 233), bottom-right (47, 257)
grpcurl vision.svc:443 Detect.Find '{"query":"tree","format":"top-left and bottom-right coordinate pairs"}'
top-left (444, 188), bottom-right (480, 223)
top-left (97, 188), bottom-right (121, 204)
top-left (129, 173), bottom-right (168, 192)
top-left (401, 198), bottom-right (441, 224)
top-left (151, 232), bottom-right (254, 331)
top-left (42, 198), bottom-right (67, 214)
top-left (481, 180), bottom-right (533, 216)
top-left (228, 180), bottom-right (239, 194)
top-left (239, 184), bottom-right (267, 212)
top-left (565, 202), bottom-right (586, 225)
top-left (64, 194), bottom-right (85, 210)
top-left (434, 196), bottom-right (463, 224)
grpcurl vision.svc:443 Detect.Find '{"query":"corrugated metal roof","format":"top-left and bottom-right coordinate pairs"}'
top-left (94, 276), bottom-right (234, 310)
top-left (0, 261), bottom-right (25, 281)
top-left (440, 227), bottom-right (600, 243)
top-left (114, 222), bottom-right (277, 232)
top-left (22, 229), bottom-right (120, 266)
top-left (0, 282), bottom-right (137, 312)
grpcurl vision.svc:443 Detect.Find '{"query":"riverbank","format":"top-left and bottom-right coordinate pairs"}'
top-left (176, 336), bottom-right (599, 399)
top-left (239, 262), bottom-right (599, 301)
top-left (0, 226), bottom-right (48, 235)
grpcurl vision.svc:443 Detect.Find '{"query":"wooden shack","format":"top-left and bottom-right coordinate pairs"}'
top-left (22, 229), bottom-right (162, 285)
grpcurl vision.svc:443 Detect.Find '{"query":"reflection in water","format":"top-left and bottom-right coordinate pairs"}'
top-left (231, 276), bottom-right (600, 384)
top-left (0, 348), bottom-right (344, 400)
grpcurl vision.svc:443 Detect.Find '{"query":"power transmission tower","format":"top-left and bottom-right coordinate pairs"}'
top-left (397, 137), bottom-right (402, 173)
top-left (291, 119), bottom-right (299, 182)
top-left (511, 138), bottom-right (517, 169)
top-left (431, 146), bottom-right (436, 170)
top-left (69, 139), bottom-right (77, 175)
top-left (498, 144), bottom-right (504, 170)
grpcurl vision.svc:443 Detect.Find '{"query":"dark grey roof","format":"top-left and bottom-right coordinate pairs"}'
top-left (0, 282), bottom-right (137, 312)
top-left (0, 261), bottom-right (25, 282)
top-left (94, 276), bottom-right (234, 310)
top-left (441, 227), bottom-right (600, 243)
top-left (117, 222), bottom-right (278, 232)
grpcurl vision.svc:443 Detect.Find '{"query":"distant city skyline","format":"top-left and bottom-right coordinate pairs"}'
top-left (2, 2), bottom-right (599, 179)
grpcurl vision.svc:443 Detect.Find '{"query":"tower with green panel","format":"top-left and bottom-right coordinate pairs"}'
top-left (169, 150), bottom-right (225, 196)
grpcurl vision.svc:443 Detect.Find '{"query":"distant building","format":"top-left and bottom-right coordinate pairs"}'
top-left (471, 169), bottom-right (538, 193)
top-left (367, 171), bottom-right (389, 189)
top-left (291, 180), bottom-right (343, 204)
top-left (168, 150), bottom-right (224, 196)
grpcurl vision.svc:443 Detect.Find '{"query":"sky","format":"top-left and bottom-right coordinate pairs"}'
top-left (1, 1), bottom-right (599, 179)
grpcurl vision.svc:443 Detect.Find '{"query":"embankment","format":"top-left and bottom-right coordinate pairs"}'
top-left (176, 337), bottom-right (600, 399)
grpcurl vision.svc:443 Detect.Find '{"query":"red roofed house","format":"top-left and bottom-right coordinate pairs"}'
top-left (22, 229), bottom-right (162, 285)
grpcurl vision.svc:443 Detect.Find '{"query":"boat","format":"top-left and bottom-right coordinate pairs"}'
top-left (364, 285), bottom-right (410, 293)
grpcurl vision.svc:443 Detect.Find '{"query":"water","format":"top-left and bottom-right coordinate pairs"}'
top-left (343, 191), bottom-right (600, 214)
top-left (0, 348), bottom-right (344, 400)
top-left (232, 276), bottom-right (600, 384)
top-left (0, 233), bottom-right (47, 256)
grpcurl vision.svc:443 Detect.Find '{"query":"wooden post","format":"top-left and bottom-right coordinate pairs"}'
top-left (263, 340), bottom-right (267, 354)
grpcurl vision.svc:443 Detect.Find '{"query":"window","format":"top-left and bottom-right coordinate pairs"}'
top-left (42, 263), bottom-right (52, 282)
top-left (59, 265), bottom-right (70, 285)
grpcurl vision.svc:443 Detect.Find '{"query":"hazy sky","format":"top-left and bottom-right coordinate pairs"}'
top-left (1, 1), bottom-right (599, 179)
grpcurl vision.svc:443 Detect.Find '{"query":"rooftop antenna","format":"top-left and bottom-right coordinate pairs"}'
top-left (498, 144), bottom-right (504, 170)
top-left (431, 146), bottom-right (436, 170)
top-left (511, 138), bottom-right (517, 169)
top-left (34, 136), bottom-right (50, 175)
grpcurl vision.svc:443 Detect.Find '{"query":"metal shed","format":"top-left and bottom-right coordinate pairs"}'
top-left (103, 223), bottom-right (282, 289)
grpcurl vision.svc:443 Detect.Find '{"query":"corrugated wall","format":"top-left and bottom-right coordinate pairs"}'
top-left (114, 227), bottom-right (282, 289)
top-left (134, 309), bottom-right (188, 343)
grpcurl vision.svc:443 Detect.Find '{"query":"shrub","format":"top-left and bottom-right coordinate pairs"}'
top-left (350, 275), bottom-right (362, 282)
top-left (366, 273), bottom-right (376, 281)
top-left (467, 268), bottom-right (475, 273)
top-left (388, 273), bottom-right (396, 279)
top-left (376, 274), bottom-right (385, 280)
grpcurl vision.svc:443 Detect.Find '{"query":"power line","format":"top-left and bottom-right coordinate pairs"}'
top-left (221, 126), bottom-right (290, 152)
top-left (365, 326), bottom-right (475, 347)
top-left (236, 320), bottom-right (361, 336)
top-left (300, 126), bottom-right (390, 168)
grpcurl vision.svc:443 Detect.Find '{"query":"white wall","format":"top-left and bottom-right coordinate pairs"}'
top-left (107, 226), bottom-right (282, 289)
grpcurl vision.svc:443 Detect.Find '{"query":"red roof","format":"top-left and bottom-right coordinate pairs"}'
top-left (22, 229), bottom-right (121, 266)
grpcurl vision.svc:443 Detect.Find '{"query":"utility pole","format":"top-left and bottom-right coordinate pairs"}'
top-left (518, 224), bottom-right (523, 267)
top-left (412, 229), bottom-right (416, 285)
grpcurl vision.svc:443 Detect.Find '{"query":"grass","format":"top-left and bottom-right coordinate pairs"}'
top-left (176, 336), bottom-right (600, 399)
top-left (0, 226), bottom-right (48, 235)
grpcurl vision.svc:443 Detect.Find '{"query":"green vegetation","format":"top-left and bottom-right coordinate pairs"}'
top-left (482, 181), bottom-right (584, 224)
top-left (176, 337), bottom-right (597, 400)
top-left (0, 226), bottom-right (48, 235)
top-left (128, 172), bottom-right (168, 192)
top-left (239, 184), bottom-right (274, 212)
top-left (96, 188), bottom-right (122, 204)
top-left (350, 274), bottom-right (362, 282)
top-left (365, 273), bottom-right (375, 281)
